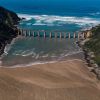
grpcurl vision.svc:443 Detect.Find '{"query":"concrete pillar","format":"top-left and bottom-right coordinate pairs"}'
top-left (78, 33), bottom-right (80, 39)
top-left (74, 32), bottom-right (76, 38)
top-left (50, 32), bottom-right (52, 38)
top-left (60, 32), bottom-right (62, 39)
top-left (44, 31), bottom-right (46, 38)
top-left (32, 31), bottom-right (35, 37)
top-left (68, 33), bottom-right (71, 39)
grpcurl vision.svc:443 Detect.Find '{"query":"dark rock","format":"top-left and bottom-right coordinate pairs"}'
top-left (0, 6), bottom-right (20, 25)
top-left (0, 6), bottom-right (20, 56)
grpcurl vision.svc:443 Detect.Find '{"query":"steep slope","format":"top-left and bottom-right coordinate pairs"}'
top-left (0, 6), bottom-right (20, 55)
top-left (85, 25), bottom-right (100, 66)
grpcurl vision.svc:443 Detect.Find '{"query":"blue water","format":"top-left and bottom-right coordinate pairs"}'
top-left (0, 0), bottom-right (100, 67)
top-left (1, 0), bottom-right (100, 32)
top-left (1, 0), bottom-right (100, 16)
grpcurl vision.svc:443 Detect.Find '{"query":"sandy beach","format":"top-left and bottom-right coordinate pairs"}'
top-left (0, 59), bottom-right (100, 100)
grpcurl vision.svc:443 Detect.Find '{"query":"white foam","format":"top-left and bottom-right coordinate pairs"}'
top-left (42, 54), bottom-right (49, 58)
top-left (1, 55), bottom-right (84, 68)
top-left (22, 52), bottom-right (33, 57)
top-left (35, 54), bottom-right (39, 59)
top-left (13, 49), bottom-right (36, 57)
top-left (3, 61), bottom-right (58, 68)
top-left (18, 13), bottom-right (100, 27)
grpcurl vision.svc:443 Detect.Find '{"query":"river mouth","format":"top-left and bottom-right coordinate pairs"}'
top-left (0, 37), bottom-right (84, 67)
top-left (1, 13), bottom-right (99, 67)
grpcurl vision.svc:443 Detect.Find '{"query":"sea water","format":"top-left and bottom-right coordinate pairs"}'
top-left (0, 0), bottom-right (100, 67)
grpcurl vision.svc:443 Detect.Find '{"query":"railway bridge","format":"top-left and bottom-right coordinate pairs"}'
top-left (17, 29), bottom-right (89, 39)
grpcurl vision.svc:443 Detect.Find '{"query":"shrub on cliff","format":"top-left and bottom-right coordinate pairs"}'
top-left (85, 25), bottom-right (100, 66)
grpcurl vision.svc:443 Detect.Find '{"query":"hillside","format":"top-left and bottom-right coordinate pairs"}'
top-left (0, 6), bottom-right (20, 55)
top-left (85, 25), bottom-right (100, 66)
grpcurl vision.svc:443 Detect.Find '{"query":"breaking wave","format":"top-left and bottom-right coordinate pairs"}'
top-left (18, 13), bottom-right (100, 27)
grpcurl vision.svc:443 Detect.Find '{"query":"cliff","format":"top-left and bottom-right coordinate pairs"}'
top-left (0, 6), bottom-right (20, 55)
top-left (85, 25), bottom-right (100, 66)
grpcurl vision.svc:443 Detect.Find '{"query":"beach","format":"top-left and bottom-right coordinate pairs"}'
top-left (0, 59), bottom-right (100, 100)
top-left (0, 1), bottom-right (100, 100)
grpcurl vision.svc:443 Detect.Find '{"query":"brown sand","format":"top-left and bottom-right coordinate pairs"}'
top-left (0, 59), bottom-right (100, 100)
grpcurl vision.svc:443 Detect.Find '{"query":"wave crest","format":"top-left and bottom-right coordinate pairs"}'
top-left (18, 13), bottom-right (100, 27)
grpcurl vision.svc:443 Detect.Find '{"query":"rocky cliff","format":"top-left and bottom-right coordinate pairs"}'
top-left (85, 25), bottom-right (100, 66)
top-left (0, 6), bottom-right (20, 55)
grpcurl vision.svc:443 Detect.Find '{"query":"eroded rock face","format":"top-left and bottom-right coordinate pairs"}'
top-left (0, 6), bottom-right (20, 25)
top-left (0, 6), bottom-right (20, 55)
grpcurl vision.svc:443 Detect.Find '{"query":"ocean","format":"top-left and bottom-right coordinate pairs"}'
top-left (0, 0), bottom-right (100, 67)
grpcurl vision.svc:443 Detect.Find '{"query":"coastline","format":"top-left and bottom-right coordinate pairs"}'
top-left (0, 22), bottom-right (100, 100)
top-left (77, 33), bottom-right (100, 80)
top-left (0, 13), bottom-right (99, 81)
top-left (0, 58), bottom-right (100, 100)
top-left (0, 2), bottom-right (100, 99)
top-left (0, 50), bottom-right (84, 68)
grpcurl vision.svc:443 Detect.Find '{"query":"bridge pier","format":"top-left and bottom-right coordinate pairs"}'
top-left (18, 29), bottom-right (88, 40)
top-left (68, 33), bottom-right (71, 39)
top-left (74, 33), bottom-right (76, 38)
top-left (32, 31), bottom-right (35, 37)
top-left (50, 32), bottom-right (52, 38)
top-left (44, 32), bottom-right (46, 38)
top-left (37, 31), bottom-right (40, 37)
top-left (60, 32), bottom-right (62, 39)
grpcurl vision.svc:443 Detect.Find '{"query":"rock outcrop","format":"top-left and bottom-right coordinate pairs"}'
top-left (81, 25), bottom-right (100, 80)
top-left (0, 6), bottom-right (20, 55)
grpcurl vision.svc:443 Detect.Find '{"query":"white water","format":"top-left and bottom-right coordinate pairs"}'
top-left (18, 13), bottom-right (100, 27)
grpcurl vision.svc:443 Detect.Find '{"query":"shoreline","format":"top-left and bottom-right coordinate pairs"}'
top-left (0, 51), bottom-right (84, 68)
top-left (77, 36), bottom-right (100, 80)
top-left (0, 58), bottom-right (100, 100)
top-left (0, 9), bottom-right (99, 79)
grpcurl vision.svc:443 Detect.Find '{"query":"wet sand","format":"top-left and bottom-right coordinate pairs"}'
top-left (0, 59), bottom-right (100, 100)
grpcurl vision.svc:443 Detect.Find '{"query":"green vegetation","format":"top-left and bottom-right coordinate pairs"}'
top-left (85, 25), bottom-right (100, 66)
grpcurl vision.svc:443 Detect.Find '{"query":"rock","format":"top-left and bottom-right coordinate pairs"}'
top-left (0, 6), bottom-right (20, 56)
top-left (0, 6), bottom-right (20, 25)
top-left (92, 64), bottom-right (99, 68)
